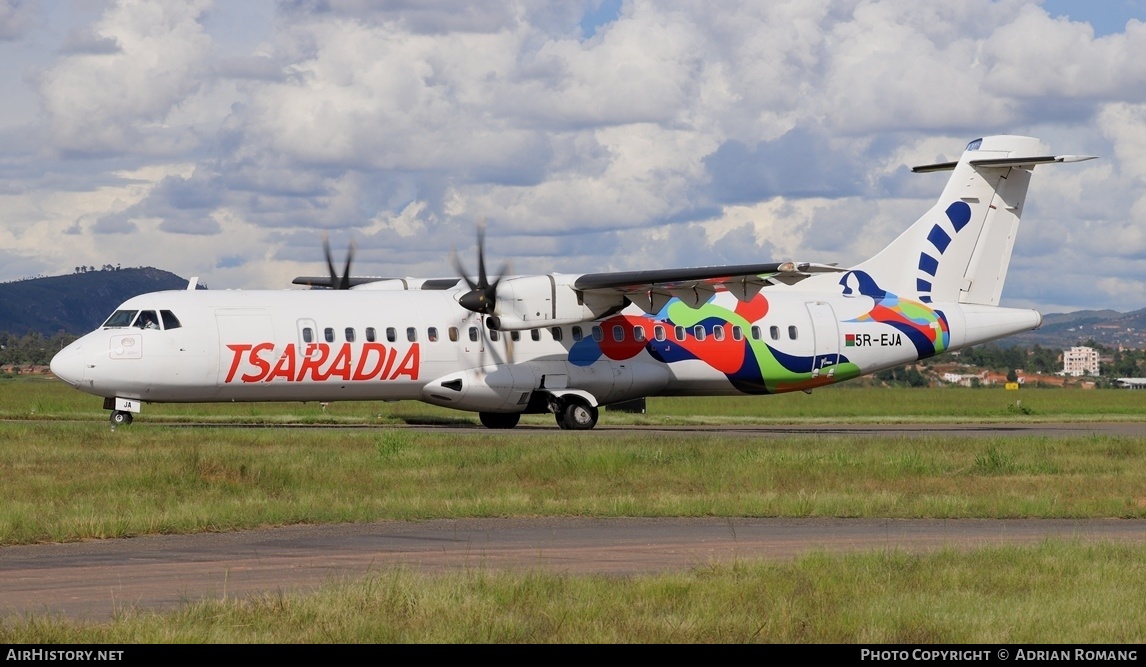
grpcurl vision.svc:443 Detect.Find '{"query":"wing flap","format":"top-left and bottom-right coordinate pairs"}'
top-left (572, 262), bottom-right (847, 314)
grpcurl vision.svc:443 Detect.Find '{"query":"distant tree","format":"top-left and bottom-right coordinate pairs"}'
top-left (905, 367), bottom-right (928, 387)
top-left (1006, 368), bottom-right (1018, 383)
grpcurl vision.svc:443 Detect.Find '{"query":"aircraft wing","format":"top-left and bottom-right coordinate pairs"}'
top-left (291, 276), bottom-right (463, 290)
top-left (291, 276), bottom-right (393, 288)
top-left (572, 261), bottom-right (846, 311)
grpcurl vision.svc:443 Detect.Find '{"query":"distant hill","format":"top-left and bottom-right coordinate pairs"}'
top-left (1006, 307), bottom-right (1146, 350)
top-left (0, 268), bottom-right (198, 336)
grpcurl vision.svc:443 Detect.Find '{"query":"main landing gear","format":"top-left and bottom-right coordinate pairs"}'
top-left (476, 395), bottom-right (600, 430)
top-left (110, 410), bottom-right (133, 426)
top-left (555, 397), bottom-right (598, 431)
top-left (479, 412), bottom-right (520, 429)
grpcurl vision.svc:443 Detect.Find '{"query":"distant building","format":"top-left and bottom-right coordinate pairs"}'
top-left (1063, 346), bottom-right (1100, 376)
top-left (941, 371), bottom-right (989, 387)
top-left (1116, 378), bottom-right (1146, 389)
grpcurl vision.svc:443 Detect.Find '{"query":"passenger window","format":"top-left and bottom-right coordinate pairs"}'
top-left (511, 331), bottom-right (520, 342)
top-left (366, 327), bottom-right (376, 342)
top-left (770, 325), bottom-right (780, 341)
top-left (693, 325), bottom-right (706, 341)
top-left (345, 328), bottom-right (356, 343)
top-left (713, 326), bottom-right (725, 341)
top-left (572, 326), bottom-right (583, 342)
top-left (324, 327), bottom-right (335, 343)
top-left (788, 325), bottom-right (798, 340)
top-left (592, 326), bottom-right (603, 342)
top-left (428, 327), bottom-right (439, 342)
top-left (551, 327), bottom-right (563, 342)
top-left (469, 327), bottom-right (479, 342)
top-left (303, 327), bottom-right (314, 343)
top-left (386, 327), bottom-right (396, 342)
top-left (161, 310), bottom-right (181, 330)
top-left (102, 310), bottom-right (137, 328)
top-left (407, 327), bottom-right (417, 342)
top-left (674, 326), bottom-right (685, 341)
top-left (751, 325), bottom-right (761, 340)
top-left (490, 329), bottom-right (500, 341)
top-left (654, 325), bottom-right (666, 342)
top-left (732, 326), bottom-right (743, 341)
top-left (612, 325), bottom-right (624, 342)
top-left (134, 310), bottom-right (160, 330)
top-left (633, 326), bottom-right (646, 342)
top-left (449, 327), bottom-right (459, 342)
top-left (531, 329), bottom-right (540, 341)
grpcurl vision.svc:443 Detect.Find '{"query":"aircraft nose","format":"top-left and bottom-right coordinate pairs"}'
top-left (50, 342), bottom-right (86, 386)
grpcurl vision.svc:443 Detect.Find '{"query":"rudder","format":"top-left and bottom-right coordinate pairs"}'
top-left (855, 135), bottom-right (1053, 306)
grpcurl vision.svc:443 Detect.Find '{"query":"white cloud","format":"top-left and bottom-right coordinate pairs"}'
top-left (37, 0), bottom-right (213, 154)
top-left (0, 0), bottom-right (38, 41)
top-left (0, 0), bottom-right (1143, 314)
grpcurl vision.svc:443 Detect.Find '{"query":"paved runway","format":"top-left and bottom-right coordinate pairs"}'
top-left (3, 517), bottom-right (1144, 621)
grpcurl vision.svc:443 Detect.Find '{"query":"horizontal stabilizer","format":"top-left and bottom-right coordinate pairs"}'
top-left (912, 154), bottom-right (1097, 173)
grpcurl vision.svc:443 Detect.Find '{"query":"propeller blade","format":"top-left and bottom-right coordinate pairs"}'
top-left (340, 241), bottom-right (356, 291)
top-left (450, 249), bottom-right (480, 292)
top-left (321, 235), bottom-right (355, 290)
top-left (323, 237), bottom-right (339, 289)
top-left (476, 224), bottom-right (488, 289)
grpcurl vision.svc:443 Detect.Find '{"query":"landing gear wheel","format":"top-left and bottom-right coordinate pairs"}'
top-left (110, 410), bottom-right (133, 426)
top-left (479, 412), bottom-right (520, 429)
top-left (556, 400), bottom-right (598, 431)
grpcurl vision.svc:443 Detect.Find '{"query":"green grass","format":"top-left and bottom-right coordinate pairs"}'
top-left (3, 542), bottom-right (1142, 642)
top-left (2, 376), bottom-right (1144, 642)
top-left (2, 421), bottom-right (1144, 544)
top-left (3, 376), bottom-right (1145, 425)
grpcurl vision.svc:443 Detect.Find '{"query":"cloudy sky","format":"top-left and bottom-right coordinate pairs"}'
top-left (1, 0), bottom-right (1145, 313)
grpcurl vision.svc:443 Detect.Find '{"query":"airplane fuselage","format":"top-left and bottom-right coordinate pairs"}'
top-left (50, 281), bottom-right (1040, 414)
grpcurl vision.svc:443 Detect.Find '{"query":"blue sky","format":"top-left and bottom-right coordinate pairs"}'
top-left (2, 0), bottom-right (1146, 314)
top-left (1042, 0), bottom-right (1145, 35)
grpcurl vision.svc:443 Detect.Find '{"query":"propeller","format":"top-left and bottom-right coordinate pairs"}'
top-left (451, 223), bottom-right (508, 317)
top-left (323, 236), bottom-right (356, 290)
top-left (453, 223), bottom-right (514, 369)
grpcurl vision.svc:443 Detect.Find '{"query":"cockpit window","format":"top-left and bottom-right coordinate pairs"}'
top-left (133, 310), bottom-right (160, 330)
top-left (102, 310), bottom-right (137, 328)
top-left (161, 310), bottom-right (181, 330)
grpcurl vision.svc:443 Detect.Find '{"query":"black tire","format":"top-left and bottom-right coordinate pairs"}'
top-left (110, 411), bottom-right (133, 426)
top-left (559, 400), bottom-right (598, 431)
top-left (479, 412), bottom-right (520, 429)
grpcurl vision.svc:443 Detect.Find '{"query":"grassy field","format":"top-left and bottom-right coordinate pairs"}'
top-left (3, 542), bottom-right (1143, 643)
top-left (2, 420), bottom-right (1145, 545)
top-left (1, 376), bottom-right (1144, 641)
top-left (3, 374), bottom-right (1146, 425)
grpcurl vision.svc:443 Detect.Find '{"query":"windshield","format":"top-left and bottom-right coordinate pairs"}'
top-left (102, 310), bottom-right (138, 328)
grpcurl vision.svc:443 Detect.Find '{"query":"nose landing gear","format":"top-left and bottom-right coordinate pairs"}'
top-left (110, 410), bottom-right (134, 426)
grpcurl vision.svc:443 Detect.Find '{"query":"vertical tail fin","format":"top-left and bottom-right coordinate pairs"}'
top-left (854, 136), bottom-right (1092, 306)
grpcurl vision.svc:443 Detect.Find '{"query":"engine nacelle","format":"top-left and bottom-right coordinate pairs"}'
top-left (489, 274), bottom-right (625, 331)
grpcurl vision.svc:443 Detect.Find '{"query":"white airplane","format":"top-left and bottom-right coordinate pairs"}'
top-left (51, 135), bottom-right (1094, 429)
